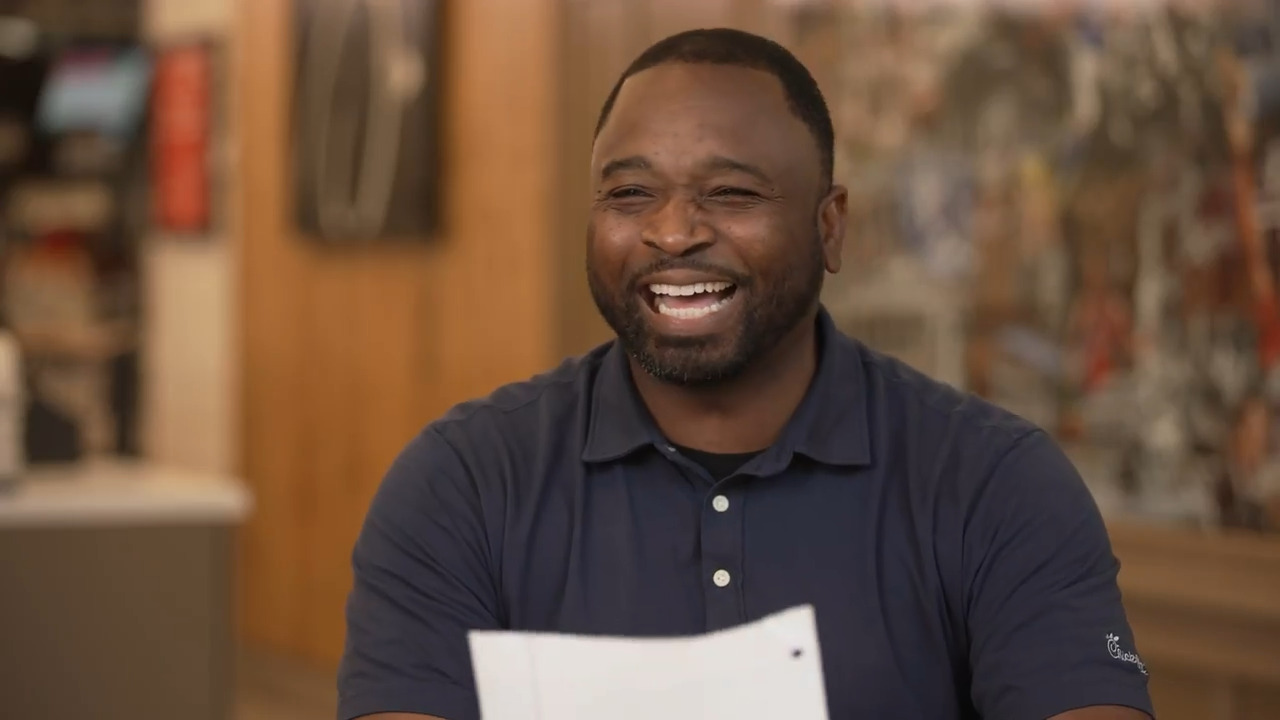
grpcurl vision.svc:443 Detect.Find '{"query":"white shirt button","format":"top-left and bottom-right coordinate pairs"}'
top-left (711, 495), bottom-right (730, 513)
top-left (712, 569), bottom-right (731, 587)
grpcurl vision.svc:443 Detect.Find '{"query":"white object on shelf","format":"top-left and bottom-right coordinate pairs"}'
top-left (470, 605), bottom-right (829, 720)
top-left (0, 458), bottom-right (252, 527)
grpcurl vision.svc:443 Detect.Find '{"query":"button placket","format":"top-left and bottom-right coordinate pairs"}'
top-left (700, 484), bottom-right (746, 630)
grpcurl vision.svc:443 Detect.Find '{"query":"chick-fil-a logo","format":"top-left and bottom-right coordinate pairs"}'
top-left (1106, 633), bottom-right (1148, 676)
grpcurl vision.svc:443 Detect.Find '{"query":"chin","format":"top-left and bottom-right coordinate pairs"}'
top-left (635, 345), bottom-right (751, 387)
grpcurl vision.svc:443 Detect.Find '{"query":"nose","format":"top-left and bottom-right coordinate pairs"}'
top-left (641, 196), bottom-right (713, 256)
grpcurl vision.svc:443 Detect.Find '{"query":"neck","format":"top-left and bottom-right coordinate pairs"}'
top-left (630, 315), bottom-right (820, 454)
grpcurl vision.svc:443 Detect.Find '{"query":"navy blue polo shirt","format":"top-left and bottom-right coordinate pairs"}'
top-left (339, 309), bottom-right (1153, 720)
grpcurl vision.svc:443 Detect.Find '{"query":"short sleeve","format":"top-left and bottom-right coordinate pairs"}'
top-left (338, 428), bottom-right (501, 720)
top-left (964, 430), bottom-right (1154, 720)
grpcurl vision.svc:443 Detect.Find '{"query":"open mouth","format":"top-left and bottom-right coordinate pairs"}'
top-left (644, 281), bottom-right (739, 320)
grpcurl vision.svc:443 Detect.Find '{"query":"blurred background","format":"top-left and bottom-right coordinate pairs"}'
top-left (0, 0), bottom-right (1278, 718)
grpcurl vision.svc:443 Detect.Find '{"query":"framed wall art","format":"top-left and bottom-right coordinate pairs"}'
top-left (291, 0), bottom-right (443, 243)
top-left (150, 41), bottom-right (213, 235)
top-left (791, 1), bottom-right (1280, 533)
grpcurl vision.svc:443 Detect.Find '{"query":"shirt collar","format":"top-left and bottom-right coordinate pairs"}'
top-left (581, 307), bottom-right (871, 468)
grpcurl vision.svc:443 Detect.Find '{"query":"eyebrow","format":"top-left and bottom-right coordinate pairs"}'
top-left (599, 155), bottom-right (773, 185)
top-left (600, 156), bottom-right (651, 181)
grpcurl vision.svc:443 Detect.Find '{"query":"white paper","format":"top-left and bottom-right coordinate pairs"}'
top-left (468, 604), bottom-right (829, 720)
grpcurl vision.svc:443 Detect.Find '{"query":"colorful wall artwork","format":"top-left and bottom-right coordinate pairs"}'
top-left (799, 1), bottom-right (1280, 532)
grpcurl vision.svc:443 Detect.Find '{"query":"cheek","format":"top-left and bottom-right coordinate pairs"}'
top-left (712, 215), bottom-right (769, 241)
top-left (588, 216), bottom-right (638, 268)
top-left (726, 221), bottom-right (804, 271)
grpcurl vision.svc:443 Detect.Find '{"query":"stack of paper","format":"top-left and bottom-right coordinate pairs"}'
top-left (468, 605), bottom-right (829, 720)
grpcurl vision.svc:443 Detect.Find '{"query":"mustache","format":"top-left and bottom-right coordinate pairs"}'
top-left (625, 257), bottom-right (751, 292)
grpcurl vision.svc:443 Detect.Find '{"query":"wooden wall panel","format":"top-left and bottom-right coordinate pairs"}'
top-left (236, 0), bottom-right (560, 665)
top-left (553, 0), bottom-right (645, 356)
top-left (554, 0), bottom-right (794, 356)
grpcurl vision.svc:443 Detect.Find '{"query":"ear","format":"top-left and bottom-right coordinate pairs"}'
top-left (817, 184), bottom-right (848, 274)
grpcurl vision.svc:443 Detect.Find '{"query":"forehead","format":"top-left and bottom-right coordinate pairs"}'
top-left (592, 63), bottom-right (820, 181)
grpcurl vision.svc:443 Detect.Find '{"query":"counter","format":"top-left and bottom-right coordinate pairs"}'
top-left (0, 458), bottom-right (251, 526)
top-left (1109, 518), bottom-right (1280, 720)
top-left (0, 459), bottom-right (252, 720)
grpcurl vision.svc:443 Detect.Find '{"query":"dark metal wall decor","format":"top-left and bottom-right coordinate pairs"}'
top-left (292, 0), bottom-right (443, 243)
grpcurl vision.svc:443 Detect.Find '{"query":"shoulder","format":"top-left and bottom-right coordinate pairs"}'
top-left (365, 343), bottom-right (610, 539)
top-left (856, 340), bottom-right (1039, 461)
top-left (410, 342), bottom-right (610, 468)
top-left (854, 344), bottom-right (1099, 543)
top-left (848, 338), bottom-right (1089, 523)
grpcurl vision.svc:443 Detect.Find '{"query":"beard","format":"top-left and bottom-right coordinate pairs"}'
top-left (587, 235), bottom-right (826, 387)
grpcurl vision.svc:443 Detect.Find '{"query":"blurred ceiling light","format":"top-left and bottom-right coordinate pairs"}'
top-left (0, 16), bottom-right (38, 60)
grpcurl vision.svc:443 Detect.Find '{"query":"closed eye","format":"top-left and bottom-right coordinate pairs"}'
top-left (710, 187), bottom-right (758, 198)
top-left (706, 187), bottom-right (765, 208)
top-left (608, 186), bottom-right (652, 199)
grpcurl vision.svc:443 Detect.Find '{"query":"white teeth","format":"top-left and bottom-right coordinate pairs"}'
top-left (647, 280), bottom-right (737, 320)
top-left (656, 295), bottom-right (733, 319)
top-left (648, 281), bottom-right (733, 296)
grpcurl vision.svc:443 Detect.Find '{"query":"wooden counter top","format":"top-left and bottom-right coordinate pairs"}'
top-left (1110, 520), bottom-right (1280, 622)
top-left (1107, 518), bottom-right (1280, 715)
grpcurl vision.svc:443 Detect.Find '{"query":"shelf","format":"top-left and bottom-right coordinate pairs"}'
top-left (15, 322), bottom-right (138, 360)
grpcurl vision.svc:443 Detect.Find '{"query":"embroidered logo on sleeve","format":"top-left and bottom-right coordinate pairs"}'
top-left (1106, 633), bottom-right (1148, 675)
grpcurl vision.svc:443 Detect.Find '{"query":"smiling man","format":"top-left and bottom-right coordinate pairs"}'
top-left (338, 29), bottom-right (1154, 720)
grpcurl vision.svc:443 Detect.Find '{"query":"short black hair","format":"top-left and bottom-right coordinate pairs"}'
top-left (593, 28), bottom-right (835, 185)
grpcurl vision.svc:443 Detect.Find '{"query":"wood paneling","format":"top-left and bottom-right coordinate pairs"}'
top-left (236, 0), bottom-right (560, 664)
top-left (553, 0), bottom-right (646, 356)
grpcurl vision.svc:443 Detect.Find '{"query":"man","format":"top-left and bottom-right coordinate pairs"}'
top-left (338, 29), bottom-right (1154, 720)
